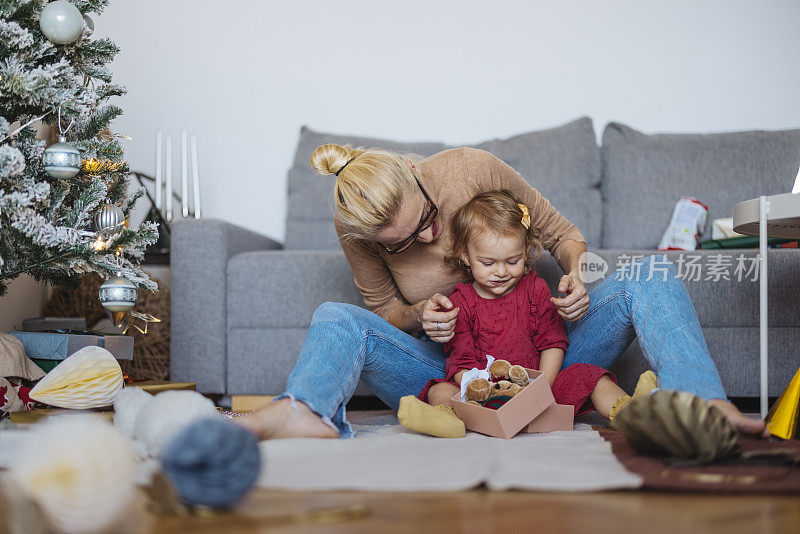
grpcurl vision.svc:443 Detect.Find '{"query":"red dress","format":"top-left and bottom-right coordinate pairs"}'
top-left (417, 271), bottom-right (614, 416)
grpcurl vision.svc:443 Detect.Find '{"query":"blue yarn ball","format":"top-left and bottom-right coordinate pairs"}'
top-left (161, 418), bottom-right (261, 508)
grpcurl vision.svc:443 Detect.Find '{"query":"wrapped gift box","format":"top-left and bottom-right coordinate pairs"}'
top-left (9, 331), bottom-right (133, 361)
top-left (132, 380), bottom-right (196, 394)
top-left (450, 368), bottom-right (564, 439)
top-left (21, 317), bottom-right (87, 332)
top-left (30, 359), bottom-right (59, 373)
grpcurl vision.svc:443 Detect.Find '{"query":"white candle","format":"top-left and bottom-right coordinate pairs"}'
top-left (181, 129), bottom-right (189, 218)
top-left (191, 134), bottom-right (201, 218)
top-left (155, 131), bottom-right (162, 210)
top-left (165, 136), bottom-right (173, 222)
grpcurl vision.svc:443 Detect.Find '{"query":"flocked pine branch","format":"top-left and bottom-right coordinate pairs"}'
top-left (0, 0), bottom-right (158, 296)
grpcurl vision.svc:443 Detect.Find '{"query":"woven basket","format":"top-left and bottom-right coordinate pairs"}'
top-left (44, 274), bottom-right (170, 380)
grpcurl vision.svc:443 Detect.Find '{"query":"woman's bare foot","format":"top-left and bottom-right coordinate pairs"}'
top-left (709, 399), bottom-right (770, 438)
top-left (234, 398), bottom-right (339, 441)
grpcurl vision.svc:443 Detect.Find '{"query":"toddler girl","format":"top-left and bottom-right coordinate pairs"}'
top-left (398, 190), bottom-right (656, 438)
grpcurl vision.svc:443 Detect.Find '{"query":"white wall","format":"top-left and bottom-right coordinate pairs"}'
top-left (96, 0), bottom-right (800, 242)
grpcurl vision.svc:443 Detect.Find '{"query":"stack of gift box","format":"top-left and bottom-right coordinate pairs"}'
top-left (10, 317), bottom-right (133, 372)
top-left (5, 317), bottom-right (195, 424)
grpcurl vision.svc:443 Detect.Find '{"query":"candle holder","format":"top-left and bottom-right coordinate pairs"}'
top-left (129, 171), bottom-right (176, 253)
top-left (154, 130), bottom-right (203, 223)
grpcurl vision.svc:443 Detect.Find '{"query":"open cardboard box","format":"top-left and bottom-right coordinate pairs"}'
top-left (450, 368), bottom-right (573, 439)
top-left (524, 402), bottom-right (574, 433)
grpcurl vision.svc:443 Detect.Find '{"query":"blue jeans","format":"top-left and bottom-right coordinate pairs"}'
top-left (277, 255), bottom-right (727, 438)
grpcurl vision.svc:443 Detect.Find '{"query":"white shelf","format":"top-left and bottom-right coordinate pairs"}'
top-left (733, 192), bottom-right (800, 239)
top-left (732, 192), bottom-right (800, 419)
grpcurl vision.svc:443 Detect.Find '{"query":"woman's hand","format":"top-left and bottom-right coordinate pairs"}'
top-left (550, 273), bottom-right (589, 322)
top-left (416, 293), bottom-right (459, 343)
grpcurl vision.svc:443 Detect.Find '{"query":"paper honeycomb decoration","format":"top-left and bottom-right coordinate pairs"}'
top-left (29, 346), bottom-right (124, 409)
top-left (766, 365), bottom-right (800, 439)
top-left (9, 415), bottom-right (138, 534)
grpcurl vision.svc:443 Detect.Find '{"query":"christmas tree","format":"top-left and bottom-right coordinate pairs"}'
top-left (0, 0), bottom-right (157, 297)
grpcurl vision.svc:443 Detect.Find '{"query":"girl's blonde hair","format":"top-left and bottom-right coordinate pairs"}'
top-left (445, 190), bottom-right (543, 273)
top-left (310, 144), bottom-right (417, 240)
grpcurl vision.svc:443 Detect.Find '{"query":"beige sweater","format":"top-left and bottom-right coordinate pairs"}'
top-left (335, 147), bottom-right (586, 320)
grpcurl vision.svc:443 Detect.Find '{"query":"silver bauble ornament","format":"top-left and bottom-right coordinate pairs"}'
top-left (94, 199), bottom-right (125, 237)
top-left (39, 0), bottom-right (84, 45)
top-left (99, 273), bottom-right (137, 327)
top-left (42, 136), bottom-right (81, 179)
top-left (83, 13), bottom-right (94, 36)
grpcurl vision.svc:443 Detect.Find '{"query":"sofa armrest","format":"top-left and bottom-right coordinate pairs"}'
top-left (170, 219), bottom-right (281, 394)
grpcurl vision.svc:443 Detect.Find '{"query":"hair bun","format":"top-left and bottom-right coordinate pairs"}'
top-left (310, 144), bottom-right (354, 176)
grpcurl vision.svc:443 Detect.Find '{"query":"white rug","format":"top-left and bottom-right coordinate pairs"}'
top-left (257, 413), bottom-right (642, 492)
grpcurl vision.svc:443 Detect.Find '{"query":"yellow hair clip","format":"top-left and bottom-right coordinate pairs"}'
top-left (518, 203), bottom-right (530, 229)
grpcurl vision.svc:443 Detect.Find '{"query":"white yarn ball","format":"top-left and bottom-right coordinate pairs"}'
top-left (9, 415), bottom-right (138, 534)
top-left (133, 390), bottom-right (220, 458)
top-left (113, 387), bottom-right (153, 438)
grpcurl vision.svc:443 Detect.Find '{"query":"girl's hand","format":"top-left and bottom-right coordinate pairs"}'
top-left (417, 293), bottom-right (459, 343)
top-left (550, 273), bottom-right (589, 322)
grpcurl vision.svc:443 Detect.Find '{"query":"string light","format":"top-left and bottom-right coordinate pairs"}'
top-left (81, 158), bottom-right (125, 175)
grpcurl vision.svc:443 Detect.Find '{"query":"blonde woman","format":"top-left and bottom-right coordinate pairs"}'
top-left (238, 146), bottom-right (766, 439)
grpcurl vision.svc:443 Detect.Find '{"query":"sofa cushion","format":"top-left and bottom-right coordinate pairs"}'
top-left (601, 123), bottom-right (800, 249)
top-left (226, 250), bottom-right (369, 396)
top-left (227, 250), bottom-right (364, 329)
top-left (286, 117), bottom-right (602, 250)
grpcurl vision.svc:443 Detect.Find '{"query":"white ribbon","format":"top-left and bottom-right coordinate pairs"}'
top-left (459, 354), bottom-right (495, 401)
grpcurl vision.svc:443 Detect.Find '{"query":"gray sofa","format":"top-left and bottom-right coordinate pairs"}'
top-left (170, 117), bottom-right (800, 401)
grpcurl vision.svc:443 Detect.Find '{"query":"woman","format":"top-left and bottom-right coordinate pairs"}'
top-left (238, 145), bottom-right (766, 439)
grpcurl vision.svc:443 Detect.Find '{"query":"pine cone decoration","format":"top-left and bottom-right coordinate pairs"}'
top-left (612, 390), bottom-right (741, 462)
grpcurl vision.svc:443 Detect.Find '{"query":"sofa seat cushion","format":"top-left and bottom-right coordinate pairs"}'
top-left (601, 122), bottom-right (800, 249)
top-left (286, 117), bottom-right (602, 250)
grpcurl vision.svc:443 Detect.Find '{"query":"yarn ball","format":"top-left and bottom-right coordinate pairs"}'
top-left (113, 387), bottom-right (153, 439)
top-left (161, 418), bottom-right (262, 508)
top-left (9, 415), bottom-right (138, 534)
top-left (133, 390), bottom-right (220, 458)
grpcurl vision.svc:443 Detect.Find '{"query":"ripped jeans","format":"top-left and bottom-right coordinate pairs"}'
top-left (275, 255), bottom-right (727, 438)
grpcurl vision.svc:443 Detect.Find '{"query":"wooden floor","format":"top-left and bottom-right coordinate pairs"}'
top-left (148, 407), bottom-right (800, 534)
top-left (153, 489), bottom-right (800, 534)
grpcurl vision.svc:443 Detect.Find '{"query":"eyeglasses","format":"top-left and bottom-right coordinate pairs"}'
top-left (381, 177), bottom-right (438, 254)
